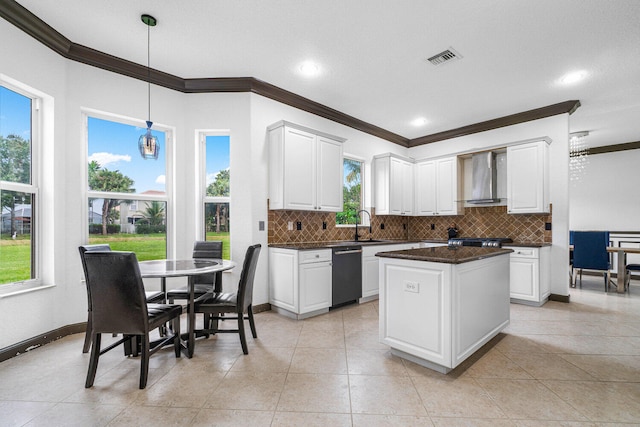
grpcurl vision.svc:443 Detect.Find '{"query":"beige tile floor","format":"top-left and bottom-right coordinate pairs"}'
top-left (2, 275), bottom-right (640, 426)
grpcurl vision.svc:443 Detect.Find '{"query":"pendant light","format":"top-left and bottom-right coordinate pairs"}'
top-left (138, 14), bottom-right (159, 160)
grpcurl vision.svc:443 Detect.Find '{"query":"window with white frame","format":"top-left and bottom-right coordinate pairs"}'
top-left (85, 113), bottom-right (171, 260)
top-left (336, 156), bottom-right (364, 225)
top-left (202, 133), bottom-right (230, 259)
top-left (0, 83), bottom-right (39, 286)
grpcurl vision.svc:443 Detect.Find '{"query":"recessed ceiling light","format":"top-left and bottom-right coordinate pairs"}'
top-left (559, 70), bottom-right (587, 85)
top-left (411, 117), bottom-right (428, 127)
top-left (298, 61), bottom-right (320, 77)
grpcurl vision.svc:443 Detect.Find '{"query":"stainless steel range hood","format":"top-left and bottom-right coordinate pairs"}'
top-left (467, 151), bottom-right (501, 204)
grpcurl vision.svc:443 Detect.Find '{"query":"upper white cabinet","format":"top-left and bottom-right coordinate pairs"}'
top-left (268, 121), bottom-right (345, 212)
top-left (507, 141), bottom-right (550, 214)
top-left (373, 153), bottom-right (414, 215)
top-left (414, 156), bottom-right (462, 216)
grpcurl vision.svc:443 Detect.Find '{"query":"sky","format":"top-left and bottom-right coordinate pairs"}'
top-left (2, 85), bottom-right (229, 197)
top-left (0, 86), bottom-right (31, 143)
top-left (88, 116), bottom-right (167, 194)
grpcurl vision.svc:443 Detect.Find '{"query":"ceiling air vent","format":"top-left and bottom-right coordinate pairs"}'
top-left (427, 48), bottom-right (462, 66)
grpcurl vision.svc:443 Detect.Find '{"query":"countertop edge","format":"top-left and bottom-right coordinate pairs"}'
top-left (375, 247), bottom-right (513, 264)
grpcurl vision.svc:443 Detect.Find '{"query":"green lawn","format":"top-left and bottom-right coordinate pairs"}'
top-left (0, 232), bottom-right (231, 285)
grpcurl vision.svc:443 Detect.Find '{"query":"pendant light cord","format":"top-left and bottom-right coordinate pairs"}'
top-left (147, 22), bottom-right (151, 124)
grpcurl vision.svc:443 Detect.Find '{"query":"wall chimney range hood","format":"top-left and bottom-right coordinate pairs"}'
top-left (467, 151), bottom-right (501, 204)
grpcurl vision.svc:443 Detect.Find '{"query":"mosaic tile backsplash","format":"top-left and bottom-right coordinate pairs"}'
top-left (409, 205), bottom-right (552, 243)
top-left (268, 203), bottom-right (551, 245)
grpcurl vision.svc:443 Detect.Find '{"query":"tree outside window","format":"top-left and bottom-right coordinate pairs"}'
top-left (336, 157), bottom-right (363, 225)
top-left (204, 134), bottom-right (230, 259)
top-left (0, 84), bottom-right (36, 286)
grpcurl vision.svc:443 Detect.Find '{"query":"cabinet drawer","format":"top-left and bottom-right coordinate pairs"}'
top-left (507, 247), bottom-right (539, 259)
top-left (299, 249), bottom-right (331, 264)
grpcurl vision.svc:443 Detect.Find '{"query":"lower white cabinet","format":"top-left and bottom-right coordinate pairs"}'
top-left (504, 246), bottom-right (550, 306)
top-left (361, 242), bottom-right (423, 301)
top-left (269, 248), bottom-right (332, 318)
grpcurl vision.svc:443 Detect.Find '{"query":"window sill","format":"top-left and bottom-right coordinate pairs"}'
top-left (0, 282), bottom-right (55, 299)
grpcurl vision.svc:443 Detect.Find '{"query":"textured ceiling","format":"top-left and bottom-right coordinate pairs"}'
top-left (13, 0), bottom-right (640, 148)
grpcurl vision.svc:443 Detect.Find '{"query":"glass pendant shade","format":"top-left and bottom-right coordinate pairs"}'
top-left (139, 14), bottom-right (159, 160)
top-left (139, 120), bottom-right (159, 159)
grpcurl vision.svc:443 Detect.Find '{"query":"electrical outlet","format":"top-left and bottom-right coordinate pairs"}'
top-left (322, 221), bottom-right (327, 230)
top-left (296, 221), bottom-right (302, 230)
top-left (431, 223), bottom-right (435, 230)
top-left (380, 223), bottom-right (385, 230)
top-left (404, 281), bottom-right (419, 293)
top-left (287, 221), bottom-right (293, 231)
top-left (258, 221), bottom-right (265, 231)
top-left (545, 222), bottom-right (552, 230)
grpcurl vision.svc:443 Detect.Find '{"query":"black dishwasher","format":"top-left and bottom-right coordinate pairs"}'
top-left (331, 245), bottom-right (362, 307)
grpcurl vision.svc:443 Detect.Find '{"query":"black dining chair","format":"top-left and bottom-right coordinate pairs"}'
top-left (194, 244), bottom-right (261, 355)
top-left (79, 244), bottom-right (164, 353)
top-left (167, 241), bottom-right (224, 303)
top-left (572, 231), bottom-right (613, 291)
top-left (83, 251), bottom-right (182, 389)
top-left (625, 263), bottom-right (640, 292)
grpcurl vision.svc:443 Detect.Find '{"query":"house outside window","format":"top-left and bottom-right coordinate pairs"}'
top-left (0, 83), bottom-right (39, 286)
top-left (85, 113), bottom-right (172, 260)
top-left (336, 156), bottom-right (364, 225)
top-left (203, 134), bottom-right (230, 259)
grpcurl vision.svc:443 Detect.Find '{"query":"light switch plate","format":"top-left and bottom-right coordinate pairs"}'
top-left (287, 221), bottom-right (293, 231)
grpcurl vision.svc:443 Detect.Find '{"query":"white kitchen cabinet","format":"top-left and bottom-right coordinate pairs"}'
top-left (373, 153), bottom-right (414, 215)
top-left (269, 247), bottom-right (332, 318)
top-left (414, 156), bottom-right (462, 216)
top-left (504, 245), bottom-right (550, 306)
top-left (361, 242), bottom-right (422, 302)
top-left (506, 140), bottom-right (550, 214)
top-left (268, 121), bottom-right (345, 212)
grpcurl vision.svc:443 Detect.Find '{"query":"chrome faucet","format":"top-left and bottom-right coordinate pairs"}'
top-left (354, 209), bottom-right (372, 241)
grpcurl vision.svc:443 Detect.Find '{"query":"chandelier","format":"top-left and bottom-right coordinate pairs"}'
top-left (569, 131), bottom-right (589, 183)
top-left (138, 14), bottom-right (159, 160)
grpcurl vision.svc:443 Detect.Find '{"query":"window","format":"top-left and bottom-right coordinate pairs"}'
top-left (86, 113), bottom-right (171, 260)
top-left (0, 84), bottom-right (38, 286)
top-left (336, 157), bottom-right (363, 225)
top-left (203, 134), bottom-right (230, 259)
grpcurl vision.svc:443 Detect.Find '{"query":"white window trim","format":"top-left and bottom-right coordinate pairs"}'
top-left (197, 130), bottom-right (231, 241)
top-left (82, 109), bottom-right (175, 258)
top-left (0, 75), bottom-right (44, 291)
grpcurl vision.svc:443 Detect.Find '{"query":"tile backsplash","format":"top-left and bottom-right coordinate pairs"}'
top-left (267, 207), bottom-right (408, 244)
top-left (268, 203), bottom-right (551, 245)
top-left (409, 205), bottom-right (552, 243)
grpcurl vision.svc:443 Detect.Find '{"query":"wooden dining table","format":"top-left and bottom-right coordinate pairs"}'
top-left (138, 258), bottom-right (236, 357)
top-left (606, 246), bottom-right (640, 293)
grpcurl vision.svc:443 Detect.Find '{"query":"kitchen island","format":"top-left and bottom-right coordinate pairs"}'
top-left (376, 246), bottom-right (512, 374)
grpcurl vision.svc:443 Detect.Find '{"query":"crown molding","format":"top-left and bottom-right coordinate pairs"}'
top-left (1, 0), bottom-right (578, 148)
top-left (408, 100), bottom-right (581, 147)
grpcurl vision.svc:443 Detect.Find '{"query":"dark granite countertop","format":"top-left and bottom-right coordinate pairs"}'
top-left (375, 246), bottom-right (512, 264)
top-left (503, 242), bottom-right (552, 248)
top-left (268, 240), bottom-right (422, 250)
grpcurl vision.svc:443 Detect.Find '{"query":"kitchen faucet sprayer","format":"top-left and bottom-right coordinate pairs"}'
top-left (355, 209), bottom-right (372, 241)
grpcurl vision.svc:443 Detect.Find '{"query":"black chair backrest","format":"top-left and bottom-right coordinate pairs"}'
top-left (193, 241), bottom-right (223, 286)
top-left (573, 231), bottom-right (610, 270)
top-left (79, 244), bottom-right (112, 311)
top-left (83, 251), bottom-right (148, 335)
top-left (236, 244), bottom-right (261, 312)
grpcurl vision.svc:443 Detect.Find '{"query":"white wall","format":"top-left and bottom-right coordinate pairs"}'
top-left (0, 17), bottom-right (406, 349)
top-left (409, 115), bottom-right (571, 297)
top-left (569, 149), bottom-right (640, 231)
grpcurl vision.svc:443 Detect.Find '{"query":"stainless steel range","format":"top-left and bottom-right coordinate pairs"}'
top-left (447, 237), bottom-right (513, 248)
